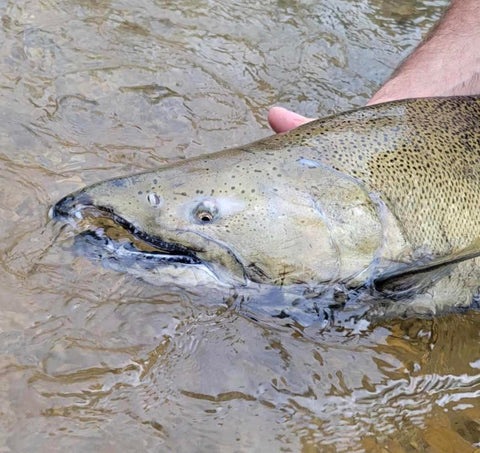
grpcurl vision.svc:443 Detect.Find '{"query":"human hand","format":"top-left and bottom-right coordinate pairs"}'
top-left (267, 106), bottom-right (314, 133)
top-left (268, 0), bottom-right (480, 134)
top-left (267, 99), bottom-right (379, 133)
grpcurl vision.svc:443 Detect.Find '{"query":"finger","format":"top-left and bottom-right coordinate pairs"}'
top-left (267, 106), bottom-right (315, 133)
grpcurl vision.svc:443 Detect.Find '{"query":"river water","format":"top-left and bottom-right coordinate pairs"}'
top-left (5, 0), bottom-right (480, 452)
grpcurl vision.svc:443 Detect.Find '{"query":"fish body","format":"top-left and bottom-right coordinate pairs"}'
top-left (52, 96), bottom-right (480, 316)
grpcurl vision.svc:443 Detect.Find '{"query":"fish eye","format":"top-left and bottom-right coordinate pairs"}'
top-left (147, 193), bottom-right (161, 208)
top-left (197, 210), bottom-right (213, 222)
top-left (194, 200), bottom-right (218, 224)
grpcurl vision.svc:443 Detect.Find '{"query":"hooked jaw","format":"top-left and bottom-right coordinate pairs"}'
top-left (49, 192), bottom-right (94, 223)
top-left (50, 190), bottom-right (203, 266)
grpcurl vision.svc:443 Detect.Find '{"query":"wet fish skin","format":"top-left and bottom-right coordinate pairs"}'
top-left (52, 96), bottom-right (480, 315)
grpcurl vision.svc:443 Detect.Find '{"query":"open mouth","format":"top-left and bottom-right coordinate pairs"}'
top-left (51, 195), bottom-right (203, 266)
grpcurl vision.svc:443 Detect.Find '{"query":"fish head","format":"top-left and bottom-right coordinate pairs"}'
top-left (52, 150), bottom-right (385, 287)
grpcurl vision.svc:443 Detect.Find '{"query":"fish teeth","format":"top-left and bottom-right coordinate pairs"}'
top-left (95, 228), bottom-right (105, 237)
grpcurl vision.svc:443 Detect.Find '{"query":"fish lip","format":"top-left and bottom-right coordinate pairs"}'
top-left (77, 230), bottom-right (203, 266)
top-left (52, 198), bottom-right (203, 265)
top-left (100, 206), bottom-right (203, 262)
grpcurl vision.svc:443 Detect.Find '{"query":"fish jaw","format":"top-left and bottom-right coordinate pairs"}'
top-left (50, 189), bottom-right (248, 287)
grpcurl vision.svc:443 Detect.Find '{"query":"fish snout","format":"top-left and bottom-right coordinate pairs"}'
top-left (49, 191), bottom-right (94, 221)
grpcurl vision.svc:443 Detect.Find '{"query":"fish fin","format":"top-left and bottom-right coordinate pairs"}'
top-left (374, 238), bottom-right (480, 295)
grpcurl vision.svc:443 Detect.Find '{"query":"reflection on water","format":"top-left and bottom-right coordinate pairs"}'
top-left (5, 0), bottom-right (480, 451)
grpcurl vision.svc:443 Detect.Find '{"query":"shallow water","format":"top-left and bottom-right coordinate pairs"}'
top-left (5, 0), bottom-right (480, 451)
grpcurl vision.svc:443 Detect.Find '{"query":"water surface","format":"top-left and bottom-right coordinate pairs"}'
top-left (4, 1), bottom-right (480, 452)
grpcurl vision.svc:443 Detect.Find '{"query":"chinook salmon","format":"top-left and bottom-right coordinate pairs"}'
top-left (51, 96), bottom-right (480, 316)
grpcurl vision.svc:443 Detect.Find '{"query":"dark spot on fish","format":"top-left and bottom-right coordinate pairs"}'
top-left (138, 191), bottom-right (143, 195)
top-left (111, 179), bottom-right (127, 188)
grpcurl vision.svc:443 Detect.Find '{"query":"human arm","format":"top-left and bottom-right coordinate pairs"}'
top-left (368, 0), bottom-right (480, 105)
top-left (268, 0), bottom-right (480, 133)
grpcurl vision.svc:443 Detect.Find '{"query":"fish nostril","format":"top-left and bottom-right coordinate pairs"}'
top-left (147, 193), bottom-right (162, 208)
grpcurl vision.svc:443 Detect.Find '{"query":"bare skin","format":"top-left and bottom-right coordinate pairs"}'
top-left (268, 0), bottom-right (480, 133)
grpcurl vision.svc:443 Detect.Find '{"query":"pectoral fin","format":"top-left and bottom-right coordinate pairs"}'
top-left (374, 239), bottom-right (480, 295)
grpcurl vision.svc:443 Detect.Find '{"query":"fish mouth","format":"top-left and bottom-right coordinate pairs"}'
top-left (50, 193), bottom-right (203, 266)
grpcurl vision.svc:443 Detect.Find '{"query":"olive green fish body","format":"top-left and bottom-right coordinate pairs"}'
top-left (52, 96), bottom-right (480, 315)
top-left (275, 96), bottom-right (480, 256)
